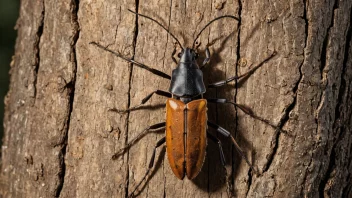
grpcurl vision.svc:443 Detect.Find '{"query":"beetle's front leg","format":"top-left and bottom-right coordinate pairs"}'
top-left (171, 43), bottom-right (178, 64)
top-left (208, 51), bottom-right (277, 88)
top-left (109, 90), bottom-right (171, 114)
top-left (200, 47), bottom-right (210, 69)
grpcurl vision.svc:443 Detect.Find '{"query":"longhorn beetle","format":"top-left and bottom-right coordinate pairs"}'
top-left (90, 9), bottom-right (278, 197)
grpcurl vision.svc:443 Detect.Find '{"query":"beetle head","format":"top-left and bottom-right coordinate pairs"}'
top-left (178, 48), bottom-right (199, 64)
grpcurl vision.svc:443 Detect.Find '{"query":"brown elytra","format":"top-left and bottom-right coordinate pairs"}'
top-left (166, 98), bottom-right (207, 180)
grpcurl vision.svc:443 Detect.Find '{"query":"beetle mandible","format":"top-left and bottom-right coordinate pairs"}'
top-left (90, 9), bottom-right (277, 197)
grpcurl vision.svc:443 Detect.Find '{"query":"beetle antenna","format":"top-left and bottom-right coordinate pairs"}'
top-left (128, 9), bottom-right (183, 50)
top-left (192, 15), bottom-right (239, 49)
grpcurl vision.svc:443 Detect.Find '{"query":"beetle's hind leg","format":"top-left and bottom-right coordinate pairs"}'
top-left (110, 90), bottom-right (171, 114)
top-left (128, 137), bottom-right (166, 198)
top-left (207, 132), bottom-right (226, 167)
top-left (206, 98), bottom-right (288, 134)
top-left (207, 132), bottom-right (234, 197)
top-left (112, 122), bottom-right (165, 160)
top-left (207, 121), bottom-right (259, 175)
top-left (208, 51), bottom-right (277, 88)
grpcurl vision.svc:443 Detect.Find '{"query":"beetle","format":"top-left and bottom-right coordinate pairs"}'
top-left (90, 9), bottom-right (277, 197)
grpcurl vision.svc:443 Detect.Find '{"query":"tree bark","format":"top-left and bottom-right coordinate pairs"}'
top-left (1, 0), bottom-right (352, 197)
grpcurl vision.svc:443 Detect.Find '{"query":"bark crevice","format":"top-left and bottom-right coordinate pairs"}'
top-left (234, 0), bottom-right (242, 194)
top-left (125, 0), bottom-right (140, 196)
top-left (302, 0), bottom-right (308, 41)
top-left (315, 0), bottom-right (338, 132)
top-left (333, 5), bottom-right (351, 132)
top-left (319, 0), bottom-right (338, 75)
top-left (55, 0), bottom-right (80, 196)
top-left (318, 146), bottom-right (336, 197)
top-left (319, 5), bottom-right (352, 196)
top-left (33, 0), bottom-right (45, 102)
top-left (315, 0), bottom-right (339, 195)
top-left (261, 0), bottom-right (308, 175)
top-left (262, 93), bottom-right (296, 173)
top-left (314, 1), bottom-right (338, 145)
top-left (245, 169), bottom-right (252, 197)
top-left (340, 11), bottom-right (352, 197)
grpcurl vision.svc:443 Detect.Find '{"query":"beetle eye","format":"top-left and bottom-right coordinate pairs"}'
top-left (178, 53), bottom-right (182, 58)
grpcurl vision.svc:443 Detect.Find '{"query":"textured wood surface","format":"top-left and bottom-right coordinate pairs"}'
top-left (1, 0), bottom-right (352, 197)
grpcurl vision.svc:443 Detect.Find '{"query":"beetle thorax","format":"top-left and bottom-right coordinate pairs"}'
top-left (168, 48), bottom-right (206, 98)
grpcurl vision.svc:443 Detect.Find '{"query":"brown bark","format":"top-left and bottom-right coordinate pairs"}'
top-left (1, 0), bottom-right (352, 197)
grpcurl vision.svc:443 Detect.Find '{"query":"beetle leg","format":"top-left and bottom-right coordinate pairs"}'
top-left (207, 132), bottom-right (234, 197)
top-left (207, 132), bottom-right (226, 166)
top-left (109, 90), bottom-right (171, 114)
top-left (206, 98), bottom-right (288, 134)
top-left (207, 121), bottom-right (258, 175)
top-left (129, 137), bottom-right (166, 198)
top-left (208, 51), bottom-right (276, 88)
top-left (208, 75), bottom-right (238, 88)
top-left (200, 47), bottom-right (210, 69)
top-left (112, 122), bottom-right (166, 160)
top-left (90, 42), bottom-right (171, 80)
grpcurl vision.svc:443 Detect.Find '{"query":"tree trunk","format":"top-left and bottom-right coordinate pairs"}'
top-left (1, 0), bottom-right (352, 197)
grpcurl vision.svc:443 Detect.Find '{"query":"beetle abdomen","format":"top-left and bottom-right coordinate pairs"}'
top-left (166, 98), bottom-right (207, 180)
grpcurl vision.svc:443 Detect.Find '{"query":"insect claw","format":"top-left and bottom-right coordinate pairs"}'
top-left (111, 153), bottom-right (120, 160)
top-left (112, 147), bottom-right (128, 160)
